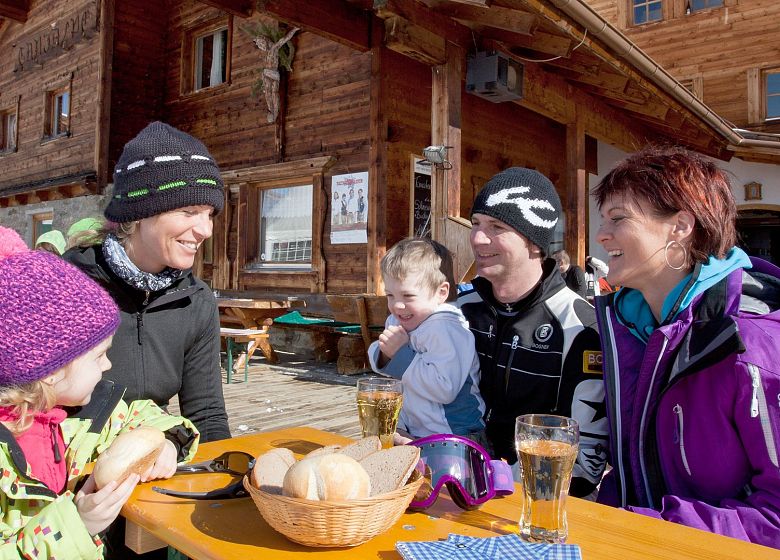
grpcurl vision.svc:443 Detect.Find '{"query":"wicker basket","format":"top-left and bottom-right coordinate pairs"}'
top-left (243, 470), bottom-right (423, 547)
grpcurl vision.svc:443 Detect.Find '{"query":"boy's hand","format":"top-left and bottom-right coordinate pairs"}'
top-left (378, 325), bottom-right (409, 361)
top-left (75, 473), bottom-right (140, 536)
top-left (141, 439), bottom-right (178, 482)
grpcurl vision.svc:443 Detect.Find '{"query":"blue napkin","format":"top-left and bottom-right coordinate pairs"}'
top-left (396, 533), bottom-right (582, 560)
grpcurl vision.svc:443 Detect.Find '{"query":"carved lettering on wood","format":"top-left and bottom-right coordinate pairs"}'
top-left (13, 1), bottom-right (99, 74)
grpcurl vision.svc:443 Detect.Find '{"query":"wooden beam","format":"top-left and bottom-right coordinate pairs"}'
top-left (367, 16), bottom-right (387, 294)
top-left (431, 41), bottom-right (463, 240)
top-left (197, 0), bottom-right (252, 17)
top-left (259, 0), bottom-right (370, 52)
top-left (374, 0), bottom-right (473, 49)
top-left (513, 59), bottom-right (576, 124)
top-left (0, 0), bottom-right (29, 22)
top-left (221, 156), bottom-right (336, 185)
top-left (95, 0), bottom-right (114, 190)
top-left (565, 117), bottom-right (586, 268)
top-left (503, 30), bottom-right (572, 59)
top-left (384, 16), bottom-right (445, 65)
top-left (436, 3), bottom-right (537, 35)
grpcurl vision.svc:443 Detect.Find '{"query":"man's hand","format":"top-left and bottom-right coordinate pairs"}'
top-left (378, 325), bottom-right (409, 363)
top-left (75, 473), bottom-right (140, 536)
top-left (141, 439), bottom-right (178, 482)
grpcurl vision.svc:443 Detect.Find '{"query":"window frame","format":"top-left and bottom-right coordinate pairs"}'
top-left (255, 183), bottom-right (314, 269)
top-left (631, 0), bottom-right (664, 25)
top-left (181, 16), bottom-right (232, 96)
top-left (688, 0), bottom-right (723, 13)
top-left (43, 79), bottom-right (72, 141)
top-left (0, 103), bottom-right (18, 154)
top-left (224, 157), bottom-right (335, 291)
top-left (30, 210), bottom-right (54, 244)
top-left (678, 75), bottom-right (704, 100)
top-left (765, 68), bottom-right (780, 122)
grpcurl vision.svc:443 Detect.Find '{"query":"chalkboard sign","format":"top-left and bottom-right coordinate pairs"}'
top-left (410, 156), bottom-right (432, 238)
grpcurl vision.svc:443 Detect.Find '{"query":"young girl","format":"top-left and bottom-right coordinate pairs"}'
top-left (0, 226), bottom-right (200, 558)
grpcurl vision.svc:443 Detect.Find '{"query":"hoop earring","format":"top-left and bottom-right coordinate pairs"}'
top-left (664, 240), bottom-right (688, 271)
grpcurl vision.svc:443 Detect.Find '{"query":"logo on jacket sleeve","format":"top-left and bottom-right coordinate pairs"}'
top-left (583, 350), bottom-right (602, 375)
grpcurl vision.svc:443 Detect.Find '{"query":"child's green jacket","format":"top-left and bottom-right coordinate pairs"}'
top-left (0, 380), bottom-right (199, 559)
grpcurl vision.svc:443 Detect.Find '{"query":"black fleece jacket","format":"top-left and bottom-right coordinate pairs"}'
top-left (64, 244), bottom-right (230, 442)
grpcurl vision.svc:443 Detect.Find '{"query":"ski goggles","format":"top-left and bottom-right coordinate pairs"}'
top-left (408, 434), bottom-right (514, 511)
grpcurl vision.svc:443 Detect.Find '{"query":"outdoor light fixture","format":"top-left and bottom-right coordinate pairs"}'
top-left (423, 145), bottom-right (452, 167)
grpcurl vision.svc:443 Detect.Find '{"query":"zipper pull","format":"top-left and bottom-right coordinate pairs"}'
top-left (749, 367), bottom-right (760, 418)
top-left (672, 404), bottom-right (682, 443)
top-left (511, 335), bottom-right (519, 349)
top-left (488, 325), bottom-right (493, 339)
top-left (50, 424), bottom-right (62, 463)
top-left (136, 312), bottom-right (144, 345)
top-left (143, 290), bottom-right (150, 306)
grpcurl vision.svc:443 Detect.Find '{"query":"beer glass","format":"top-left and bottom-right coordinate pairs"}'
top-left (514, 414), bottom-right (579, 543)
top-left (356, 377), bottom-right (403, 449)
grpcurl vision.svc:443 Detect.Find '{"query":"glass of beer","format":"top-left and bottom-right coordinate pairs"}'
top-left (356, 377), bottom-right (403, 449)
top-left (514, 414), bottom-right (579, 543)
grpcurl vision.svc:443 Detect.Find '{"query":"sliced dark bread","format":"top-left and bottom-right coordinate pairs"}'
top-left (337, 436), bottom-right (381, 461)
top-left (360, 445), bottom-right (421, 496)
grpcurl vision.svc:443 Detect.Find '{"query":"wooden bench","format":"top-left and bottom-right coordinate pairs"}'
top-left (219, 325), bottom-right (274, 383)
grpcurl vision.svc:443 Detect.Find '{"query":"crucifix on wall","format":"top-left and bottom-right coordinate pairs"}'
top-left (251, 26), bottom-right (299, 123)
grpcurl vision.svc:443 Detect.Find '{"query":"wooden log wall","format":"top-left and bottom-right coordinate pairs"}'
top-left (0, 0), bottom-right (101, 191)
top-left (585, 0), bottom-right (780, 132)
top-left (108, 0), bottom-right (167, 167)
top-left (149, 2), bottom-right (372, 293)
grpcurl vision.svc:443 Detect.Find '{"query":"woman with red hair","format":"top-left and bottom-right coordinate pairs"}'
top-left (593, 145), bottom-right (780, 548)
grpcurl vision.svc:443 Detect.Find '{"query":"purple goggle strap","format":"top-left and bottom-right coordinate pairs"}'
top-left (490, 459), bottom-right (514, 495)
top-left (408, 434), bottom-right (514, 509)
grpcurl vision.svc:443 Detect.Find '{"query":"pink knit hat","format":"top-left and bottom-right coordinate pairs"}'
top-left (0, 226), bottom-right (120, 386)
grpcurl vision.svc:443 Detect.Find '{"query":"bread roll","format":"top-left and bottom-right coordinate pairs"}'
top-left (282, 454), bottom-right (370, 501)
top-left (250, 448), bottom-right (296, 494)
top-left (304, 444), bottom-right (342, 459)
top-left (93, 426), bottom-right (165, 489)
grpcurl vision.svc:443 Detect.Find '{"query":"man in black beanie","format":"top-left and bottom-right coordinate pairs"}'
top-left (458, 167), bottom-right (607, 499)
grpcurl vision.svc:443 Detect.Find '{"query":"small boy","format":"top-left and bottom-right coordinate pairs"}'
top-left (368, 238), bottom-right (486, 443)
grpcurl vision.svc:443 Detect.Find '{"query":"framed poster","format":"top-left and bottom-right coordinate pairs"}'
top-left (409, 155), bottom-right (432, 238)
top-left (330, 171), bottom-right (368, 244)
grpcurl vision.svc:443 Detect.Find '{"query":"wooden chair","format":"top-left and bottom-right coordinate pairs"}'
top-left (219, 322), bottom-right (275, 383)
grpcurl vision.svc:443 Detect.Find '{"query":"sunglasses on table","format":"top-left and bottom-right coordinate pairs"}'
top-left (152, 451), bottom-right (255, 500)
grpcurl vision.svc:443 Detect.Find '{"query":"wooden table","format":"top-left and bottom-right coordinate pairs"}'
top-left (122, 427), bottom-right (779, 560)
top-left (216, 295), bottom-right (304, 367)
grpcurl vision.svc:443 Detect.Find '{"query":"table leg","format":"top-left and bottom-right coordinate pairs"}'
top-left (226, 337), bottom-right (234, 384)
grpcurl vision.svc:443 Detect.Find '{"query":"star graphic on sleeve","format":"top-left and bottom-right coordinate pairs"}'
top-left (581, 398), bottom-right (607, 423)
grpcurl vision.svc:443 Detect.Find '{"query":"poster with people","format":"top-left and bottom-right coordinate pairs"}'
top-left (330, 171), bottom-right (368, 244)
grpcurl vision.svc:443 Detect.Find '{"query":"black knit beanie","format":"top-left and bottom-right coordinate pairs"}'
top-left (470, 167), bottom-right (561, 254)
top-left (105, 122), bottom-right (224, 223)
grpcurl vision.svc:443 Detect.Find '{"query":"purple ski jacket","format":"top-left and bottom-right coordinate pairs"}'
top-left (594, 258), bottom-right (780, 549)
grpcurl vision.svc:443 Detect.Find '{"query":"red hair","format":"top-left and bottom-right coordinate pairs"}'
top-left (593, 145), bottom-right (736, 264)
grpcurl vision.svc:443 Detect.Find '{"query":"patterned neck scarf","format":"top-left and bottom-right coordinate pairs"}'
top-left (102, 233), bottom-right (182, 292)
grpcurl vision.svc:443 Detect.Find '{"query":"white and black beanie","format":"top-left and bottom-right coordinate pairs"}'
top-left (105, 121), bottom-right (224, 223)
top-left (470, 167), bottom-right (561, 254)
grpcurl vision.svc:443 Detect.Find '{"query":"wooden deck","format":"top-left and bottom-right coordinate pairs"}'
top-left (169, 356), bottom-right (366, 440)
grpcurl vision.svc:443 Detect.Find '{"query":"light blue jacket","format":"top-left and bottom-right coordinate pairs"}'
top-left (368, 303), bottom-right (485, 438)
